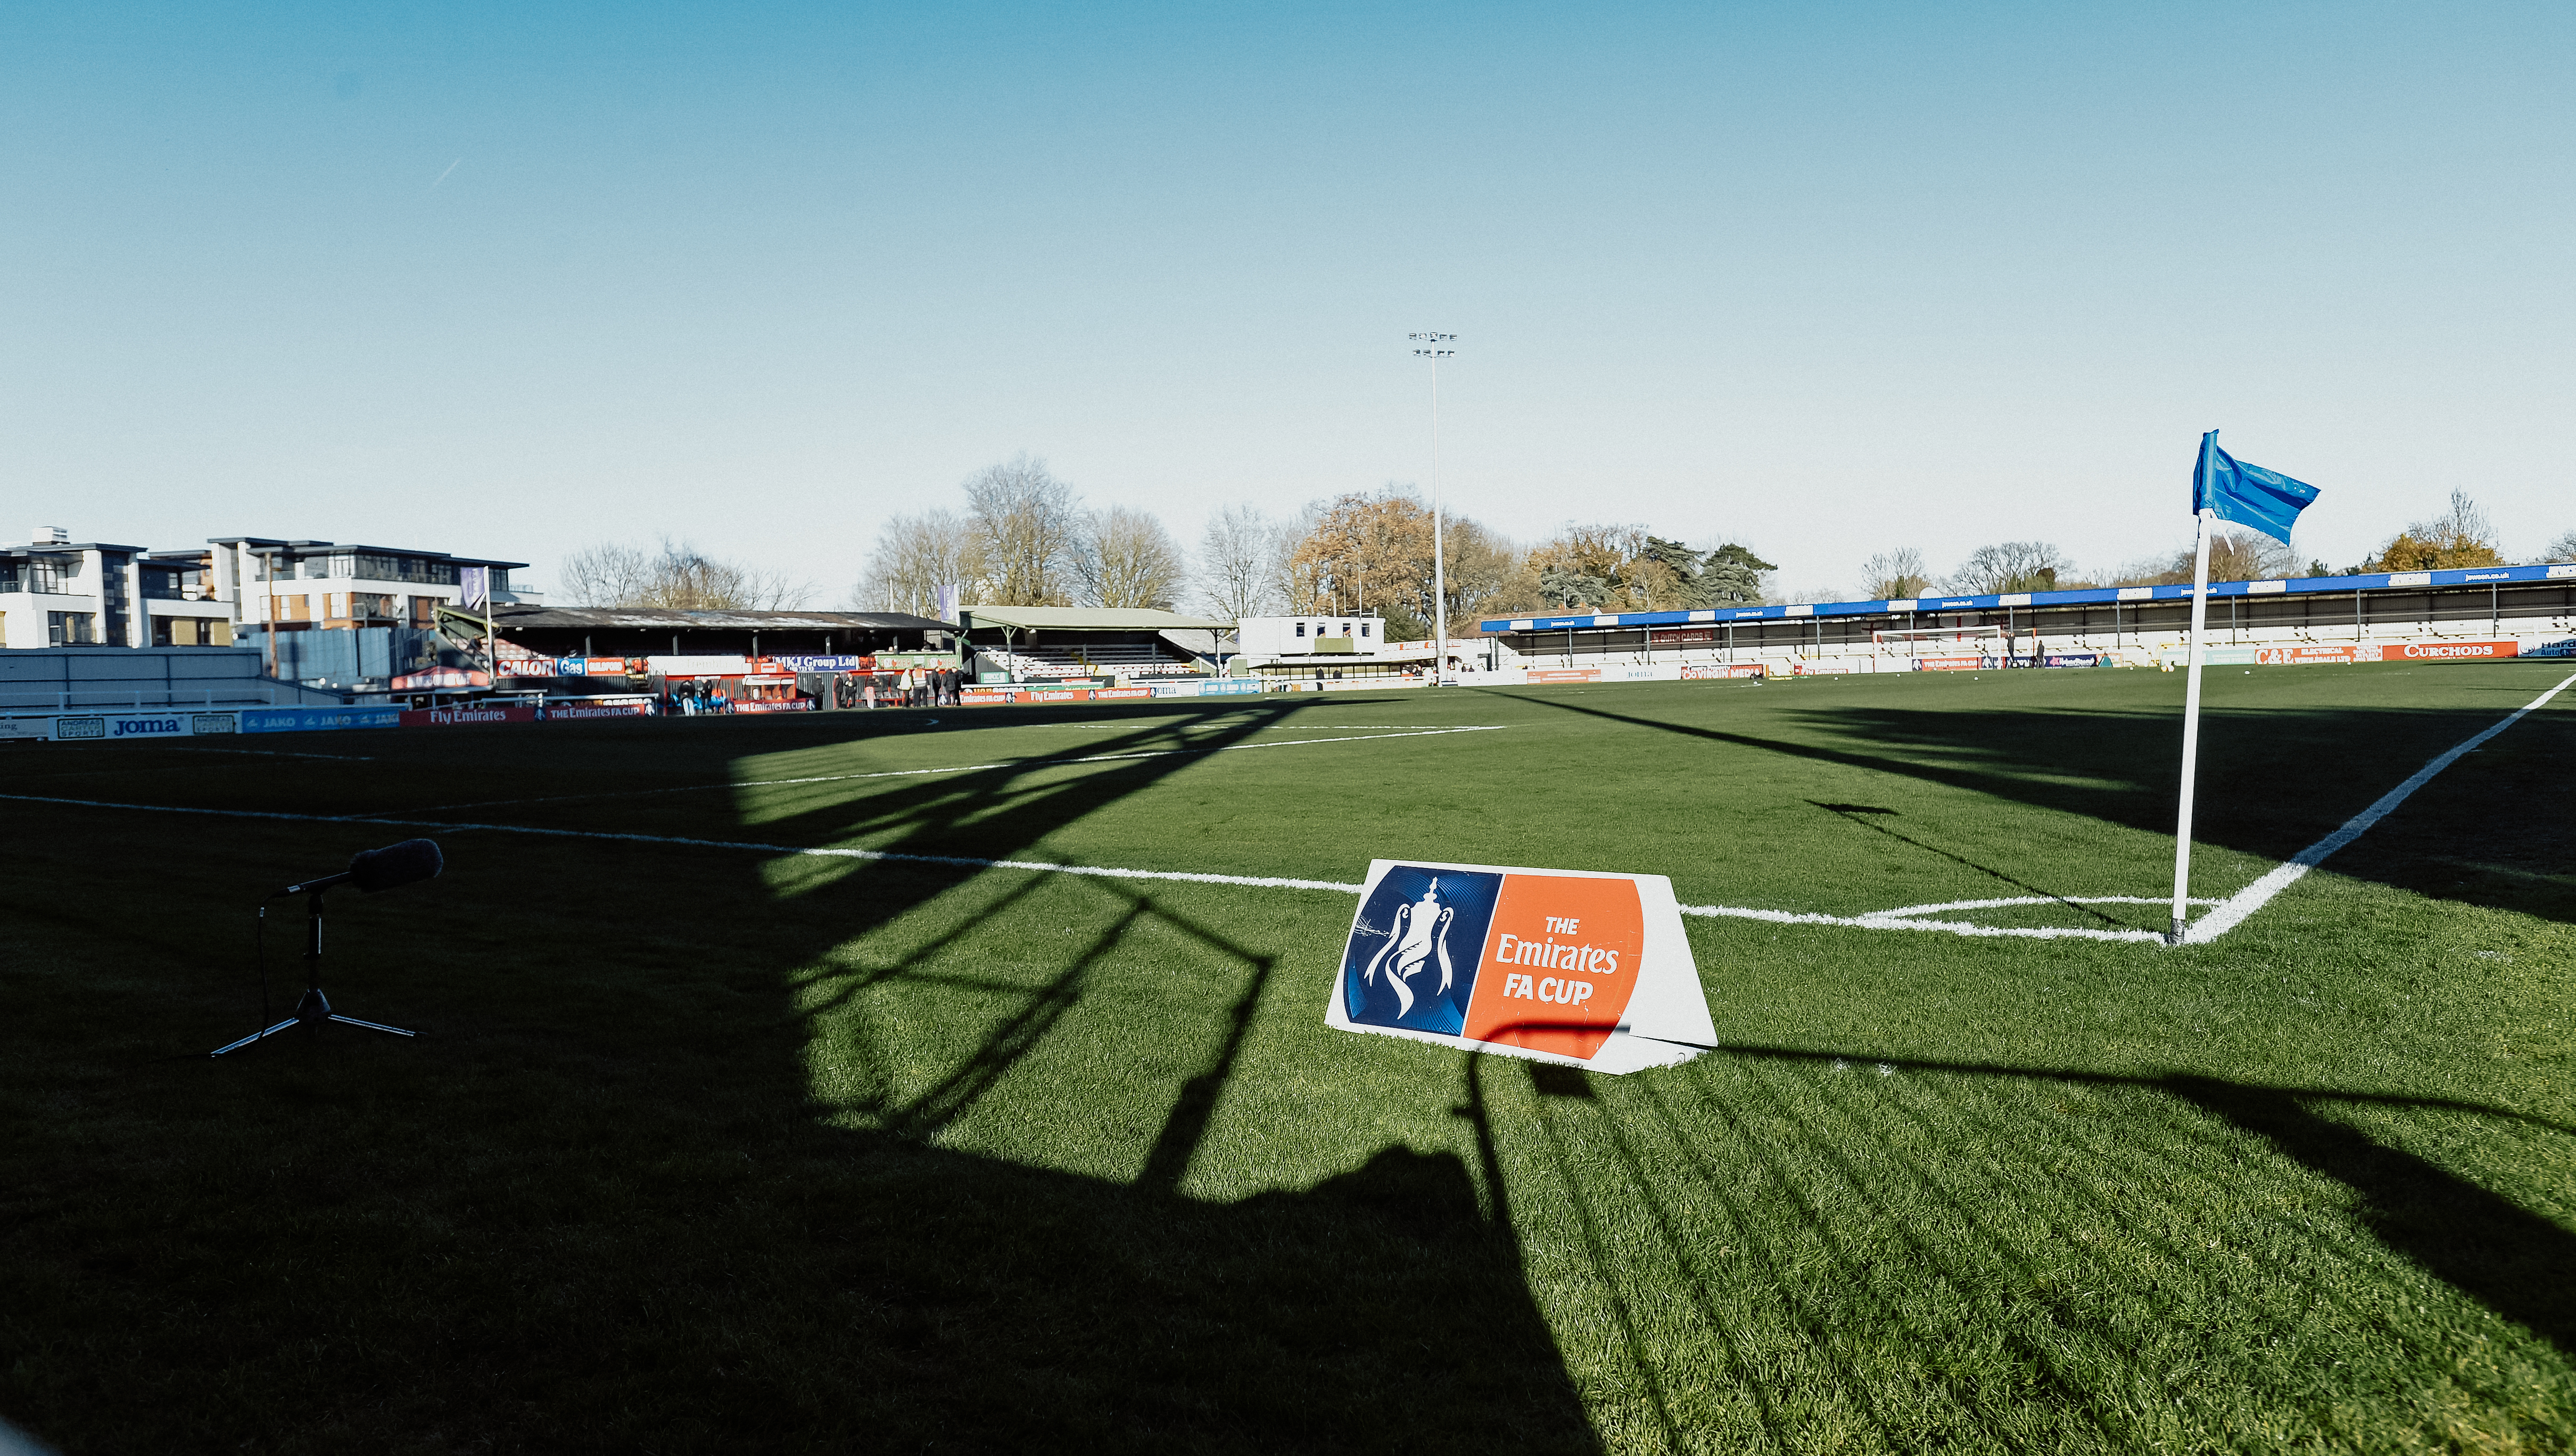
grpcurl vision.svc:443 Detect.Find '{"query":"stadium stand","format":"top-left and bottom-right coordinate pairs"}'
top-left (1480, 563), bottom-right (2576, 674)
top-left (956, 606), bottom-right (1232, 683)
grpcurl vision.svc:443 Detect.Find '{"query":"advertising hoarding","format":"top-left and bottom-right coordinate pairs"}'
top-left (1326, 859), bottom-right (1713, 1076)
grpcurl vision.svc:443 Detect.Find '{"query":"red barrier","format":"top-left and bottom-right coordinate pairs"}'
top-left (399, 705), bottom-right (539, 728)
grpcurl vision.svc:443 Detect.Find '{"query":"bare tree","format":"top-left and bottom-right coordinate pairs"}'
top-left (964, 454), bottom-right (1081, 605)
top-left (2414, 488), bottom-right (2497, 551)
top-left (1271, 501), bottom-right (1333, 616)
top-left (1947, 541), bottom-right (2071, 595)
top-left (1197, 504), bottom-right (1279, 621)
top-left (559, 538), bottom-right (811, 609)
top-left (560, 542), bottom-right (649, 607)
top-left (1075, 504), bottom-right (1187, 609)
top-left (2544, 528), bottom-right (2576, 565)
top-left (2364, 489), bottom-right (2506, 572)
top-left (853, 509), bottom-right (984, 617)
top-left (1860, 548), bottom-right (1932, 600)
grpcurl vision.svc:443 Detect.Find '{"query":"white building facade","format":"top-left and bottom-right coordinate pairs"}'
top-left (1, 531), bottom-right (143, 650)
top-left (206, 538), bottom-right (535, 634)
top-left (2, 530), bottom-right (536, 653)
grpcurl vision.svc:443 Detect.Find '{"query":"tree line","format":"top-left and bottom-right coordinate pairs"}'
top-left (1856, 490), bottom-right (2576, 603)
top-left (847, 457), bottom-right (1782, 639)
top-left (558, 465), bottom-right (2576, 617)
top-left (559, 537), bottom-right (814, 613)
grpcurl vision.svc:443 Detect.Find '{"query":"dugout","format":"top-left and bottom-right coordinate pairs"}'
top-left (1483, 563), bottom-right (2576, 669)
top-left (954, 606), bottom-right (1232, 683)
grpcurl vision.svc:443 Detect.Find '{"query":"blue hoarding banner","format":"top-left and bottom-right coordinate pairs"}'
top-left (242, 706), bottom-right (406, 734)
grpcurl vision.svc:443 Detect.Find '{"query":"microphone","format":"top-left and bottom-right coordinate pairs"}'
top-left (279, 839), bottom-right (445, 897)
top-left (350, 838), bottom-right (444, 893)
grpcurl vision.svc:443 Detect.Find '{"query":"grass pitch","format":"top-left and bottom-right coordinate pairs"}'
top-left (3, 660), bottom-right (2573, 1452)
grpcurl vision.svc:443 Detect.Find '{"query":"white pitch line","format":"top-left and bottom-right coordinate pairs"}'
top-left (12, 677), bottom-right (2561, 944)
top-left (0, 791), bottom-right (1366, 894)
top-left (2181, 669), bottom-right (2576, 944)
top-left (409, 725), bottom-right (1509, 813)
top-left (1872, 894), bottom-right (2216, 919)
top-left (1679, 894), bottom-right (2220, 944)
top-left (1677, 900), bottom-right (2170, 944)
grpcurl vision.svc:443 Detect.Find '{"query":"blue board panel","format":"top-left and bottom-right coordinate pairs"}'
top-left (1479, 562), bottom-right (2576, 633)
top-left (241, 705), bottom-right (406, 734)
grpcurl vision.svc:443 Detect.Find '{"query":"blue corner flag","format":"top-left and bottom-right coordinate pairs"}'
top-left (2192, 431), bottom-right (2319, 544)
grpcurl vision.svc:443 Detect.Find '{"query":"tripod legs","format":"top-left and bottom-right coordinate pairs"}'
top-left (211, 1019), bottom-right (302, 1057)
top-left (212, 887), bottom-right (418, 1057)
top-left (210, 987), bottom-right (415, 1056)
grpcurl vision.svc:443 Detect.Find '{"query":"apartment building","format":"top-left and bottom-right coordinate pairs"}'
top-left (199, 538), bottom-right (535, 633)
top-left (0, 530), bottom-right (143, 649)
top-left (1, 530), bottom-right (536, 651)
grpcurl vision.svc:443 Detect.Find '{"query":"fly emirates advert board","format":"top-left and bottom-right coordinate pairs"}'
top-left (1325, 860), bottom-right (1716, 1075)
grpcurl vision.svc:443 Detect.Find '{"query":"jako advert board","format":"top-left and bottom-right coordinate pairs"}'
top-left (1325, 859), bottom-right (1715, 1074)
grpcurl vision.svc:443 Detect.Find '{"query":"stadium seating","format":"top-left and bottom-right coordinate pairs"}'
top-left (984, 644), bottom-right (1206, 680)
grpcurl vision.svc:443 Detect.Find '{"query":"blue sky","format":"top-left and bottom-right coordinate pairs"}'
top-left (5, 2), bottom-right (2569, 602)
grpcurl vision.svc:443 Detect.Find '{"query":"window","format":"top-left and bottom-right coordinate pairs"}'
top-left (1295, 621), bottom-right (1306, 637)
top-left (47, 611), bottom-right (97, 646)
top-left (1360, 622), bottom-right (1372, 638)
top-left (155, 617), bottom-right (235, 646)
top-left (29, 557), bottom-right (76, 594)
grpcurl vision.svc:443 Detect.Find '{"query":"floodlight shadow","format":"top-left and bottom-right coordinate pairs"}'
top-left (1806, 798), bottom-right (2140, 928)
top-left (1664, 1057), bottom-right (2127, 1445)
top-left (1572, 1065), bottom-right (1911, 1447)
top-left (1502, 684), bottom-right (2576, 926)
top-left (1698, 1041), bottom-right (2576, 1361)
top-left (2166, 1074), bottom-right (2576, 1358)
top-left (880, 901), bottom-right (1145, 1140)
top-left (705, 701), bottom-right (1604, 1445)
top-left (1522, 1063), bottom-right (1692, 1449)
top-left (1889, 1058), bottom-right (2508, 1395)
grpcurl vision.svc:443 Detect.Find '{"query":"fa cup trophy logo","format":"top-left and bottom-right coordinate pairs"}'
top-left (1359, 878), bottom-right (1457, 1017)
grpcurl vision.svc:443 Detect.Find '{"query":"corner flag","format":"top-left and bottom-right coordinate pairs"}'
top-left (2169, 429), bottom-right (2324, 946)
top-left (2192, 432), bottom-right (2318, 545)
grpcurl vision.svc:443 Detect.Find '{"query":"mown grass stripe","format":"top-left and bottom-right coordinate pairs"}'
top-left (2181, 669), bottom-right (2576, 943)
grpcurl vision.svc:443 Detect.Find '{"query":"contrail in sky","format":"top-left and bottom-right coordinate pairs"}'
top-left (433, 158), bottom-right (461, 187)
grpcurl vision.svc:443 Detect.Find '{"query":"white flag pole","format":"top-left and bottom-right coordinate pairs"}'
top-left (2168, 433), bottom-right (2221, 945)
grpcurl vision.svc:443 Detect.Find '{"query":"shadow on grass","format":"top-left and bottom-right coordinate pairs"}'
top-left (648, 698), bottom-right (1597, 1448)
top-left (2165, 1075), bottom-right (2576, 1356)
top-left (1484, 671), bottom-right (2576, 925)
top-left (1805, 799), bottom-right (2140, 928)
top-left (1702, 1041), bottom-right (2576, 1360)
top-left (0, 697), bottom-right (1601, 1452)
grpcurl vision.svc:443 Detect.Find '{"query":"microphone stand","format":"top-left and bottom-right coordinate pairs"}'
top-left (211, 876), bottom-right (416, 1057)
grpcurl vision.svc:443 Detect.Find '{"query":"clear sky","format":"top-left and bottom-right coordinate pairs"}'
top-left (6, 2), bottom-right (2570, 603)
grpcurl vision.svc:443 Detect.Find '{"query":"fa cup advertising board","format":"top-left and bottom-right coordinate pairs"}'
top-left (1325, 859), bottom-right (1715, 1074)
